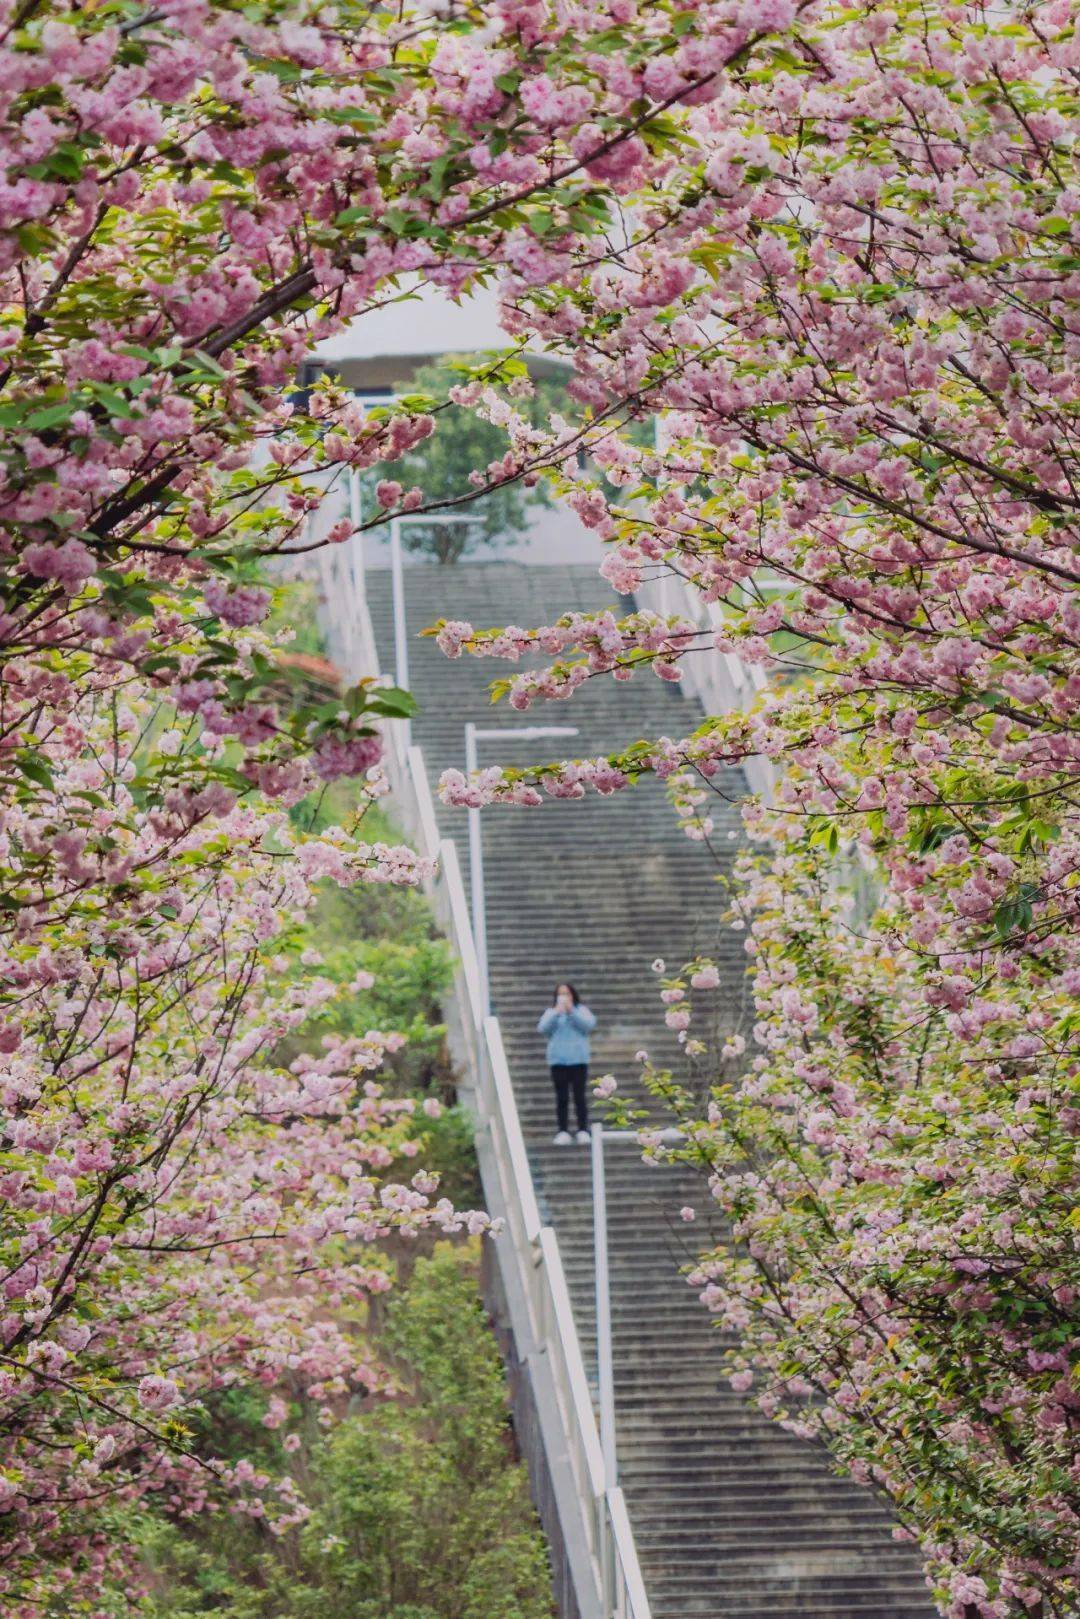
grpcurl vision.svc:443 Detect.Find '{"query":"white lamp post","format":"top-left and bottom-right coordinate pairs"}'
top-left (591, 1120), bottom-right (617, 1489)
top-left (590, 1125), bottom-right (684, 1491)
top-left (388, 513), bottom-right (477, 752)
top-left (463, 722), bottom-right (579, 1015)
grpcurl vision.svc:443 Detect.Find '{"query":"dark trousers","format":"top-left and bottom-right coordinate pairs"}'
top-left (551, 1064), bottom-right (589, 1133)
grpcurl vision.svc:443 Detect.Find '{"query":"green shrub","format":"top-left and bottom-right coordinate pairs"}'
top-left (276, 787), bottom-right (455, 1093)
top-left (138, 1248), bottom-right (553, 1619)
top-left (411, 1102), bottom-right (483, 1207)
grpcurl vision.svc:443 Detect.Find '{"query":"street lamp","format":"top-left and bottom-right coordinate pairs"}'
top-left (463, 722), bottom-right (579, 1015)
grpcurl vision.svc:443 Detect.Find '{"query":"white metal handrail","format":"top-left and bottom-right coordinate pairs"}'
top-left (607, 1486), bottom-right (651, 1619)
top-left (483, 1017), bottom-right (543, 1243)
top-left (310, 535), bottom-right (652, 1619)
top-left (437, 837), bottom-right (485, 1040)
top-left (393, 740), bottom-right (652, 1619)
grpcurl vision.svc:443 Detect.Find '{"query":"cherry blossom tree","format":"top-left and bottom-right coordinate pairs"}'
top-left (433, 2), bottom-right (1079, 1612)
top-left (0, 656), bottom-right (489, 1608)
top-left (1, 0), bottom-right (762, 1604)
top-left (624, 856), bottom-right (1076, 1619)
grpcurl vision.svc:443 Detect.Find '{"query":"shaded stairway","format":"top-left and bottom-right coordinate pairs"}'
top-left (365, 561), bottom-right (933, 1619)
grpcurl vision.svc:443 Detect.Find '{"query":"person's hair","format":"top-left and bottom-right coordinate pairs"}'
top-left (552, 982), bottom-right (580, 1006)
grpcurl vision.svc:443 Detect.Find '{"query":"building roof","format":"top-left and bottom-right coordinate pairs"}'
top-left (313, 281), bottom-right (568, 375)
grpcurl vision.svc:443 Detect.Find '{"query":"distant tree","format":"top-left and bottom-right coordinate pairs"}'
top-left (384, 356), bottom-right (565, 564)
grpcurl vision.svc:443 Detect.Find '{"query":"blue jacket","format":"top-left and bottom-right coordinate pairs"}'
top-left (537, 1003), bottom-right (596, 1066)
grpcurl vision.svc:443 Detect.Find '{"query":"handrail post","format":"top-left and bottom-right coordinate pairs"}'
top-left (592, 1122), bottom-right (617, 1489)
top-left (464, 721), bottom-right (489, 1015)
top-left (389, 515), bottom-right (411, 751)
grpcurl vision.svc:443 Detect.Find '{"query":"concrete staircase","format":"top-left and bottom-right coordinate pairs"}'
top-left (364, 561), bottom-right (933, 1619)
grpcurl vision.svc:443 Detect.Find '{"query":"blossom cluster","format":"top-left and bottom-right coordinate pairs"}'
top-left (432, 607), bottom-right (698, 705)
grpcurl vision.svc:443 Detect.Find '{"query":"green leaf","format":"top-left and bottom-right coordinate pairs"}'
top-left (421, 154), bottom-right (452, 200)
top-left (381, 208), bottom-right (413, 236)
top-left (91, 386), bottom-right (136, 419)
top-left (914, 818), bottom-right (951, 854)
top-left (259, 57), bottom-right (303, 81)
top-left (369, 685), bottom-right (418, 719)
top-left (325, 106), bottom-right (379, 127)
top-left (15, 751), bottom-right (55, 791)
top-left (186, 349), bottom-right (228, 379)
top-left (992, 885), bottom-right (1039, 940)
top-left (209, 766), bottom-right (253, 793)
top-left (24, 402), bottom-right (76, 430)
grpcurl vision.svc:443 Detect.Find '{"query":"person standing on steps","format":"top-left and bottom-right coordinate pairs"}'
top-left (537, 983), bottom-right (596, 1146)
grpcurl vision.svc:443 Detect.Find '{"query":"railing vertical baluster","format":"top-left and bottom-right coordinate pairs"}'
top-left (592, 1123), bottom-right (617, 1488)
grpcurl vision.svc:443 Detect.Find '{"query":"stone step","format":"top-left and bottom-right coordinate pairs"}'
top-left (365, 563), bottom-right (933, 1619)
top-left (625, 1476), bottom-right (898, 1496)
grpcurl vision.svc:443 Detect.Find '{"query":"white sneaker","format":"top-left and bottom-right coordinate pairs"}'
top-left (553, 1131), bottom-right (573, 1146)
top-left (575, 1130), bottom-right (592, 1145)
